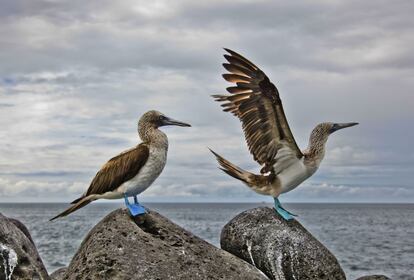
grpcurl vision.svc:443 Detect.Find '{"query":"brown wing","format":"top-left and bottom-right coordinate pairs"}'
top-left (85, 143), bottom-right (150, 196)
top-left (213, 49), bottom-right (302, 172)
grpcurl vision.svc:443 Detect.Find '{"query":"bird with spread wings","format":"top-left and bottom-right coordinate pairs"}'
top-left (211, 49), bottom-right (358, 220)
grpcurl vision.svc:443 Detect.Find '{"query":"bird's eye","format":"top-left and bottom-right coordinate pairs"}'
top-left (329, 124), bottom-right (338, 133)
top-left (159, 116), bottom-right (165, 121)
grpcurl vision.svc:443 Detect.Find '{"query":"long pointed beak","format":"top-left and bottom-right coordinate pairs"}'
top-left (331, 122), bottom-right (359, 133)
top-left (338, 122), bottom-right (359, 129)
top-left (162, 117), bottom-right (191, 127)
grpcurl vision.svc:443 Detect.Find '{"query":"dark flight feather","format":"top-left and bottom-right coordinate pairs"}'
top-left (214, 49), bottom-right (303, 172)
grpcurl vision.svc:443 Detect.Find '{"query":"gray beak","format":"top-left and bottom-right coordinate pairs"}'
top-left (162, 117), bottom-right (191, 127)
top-left (330, 122), bottom-right (359, 133)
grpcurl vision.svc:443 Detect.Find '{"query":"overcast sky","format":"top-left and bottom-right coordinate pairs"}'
top-left (0, 0), bottom-right (413, 203)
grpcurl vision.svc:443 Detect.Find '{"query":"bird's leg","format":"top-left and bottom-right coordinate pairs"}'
top-left (123, 193), bottom-right (146, 216)
top-left (273, 197), bottom-right (297, 221)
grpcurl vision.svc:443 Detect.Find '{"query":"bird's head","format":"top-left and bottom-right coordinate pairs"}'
top-left (307, 122), bottom-right (358, 159)
top-left (310, 122), bottom-right (359, 143)
top-left (139, 110), bottom-right (191, 129)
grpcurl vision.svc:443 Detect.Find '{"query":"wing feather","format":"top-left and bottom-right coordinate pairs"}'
top-left (85, 143), bottom-right (150, 196)
top-left (214, 49), bottom-right (303, 172)
top-left (222, 74), bottom-right (252, 83)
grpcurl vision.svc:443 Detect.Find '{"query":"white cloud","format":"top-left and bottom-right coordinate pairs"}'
top-left (0, 177), bottom-right (85, 198)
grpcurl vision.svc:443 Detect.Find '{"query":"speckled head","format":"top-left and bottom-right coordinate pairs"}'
top-left (139, 110), bottom-right (191, 129)
top-left (311, 122), bottom-right (358, 139)
top-left (308, 122), bottom-right (359, 152)
top-left (304, 122), bottom-right (358, 162)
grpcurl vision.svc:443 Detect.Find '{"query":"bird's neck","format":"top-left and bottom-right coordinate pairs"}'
top-left (139, 126), bottom-right (168, 150)
top-left (304, 135), bottom-right (328, 167)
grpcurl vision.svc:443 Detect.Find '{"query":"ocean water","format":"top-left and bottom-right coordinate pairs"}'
top-left (0, 203), bottom-right (413, 279)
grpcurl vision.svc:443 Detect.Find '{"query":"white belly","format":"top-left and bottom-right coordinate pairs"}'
top-left (119, 146), bottom-right (167, 196)
top-left (278, 158), bottom-right (314, 194)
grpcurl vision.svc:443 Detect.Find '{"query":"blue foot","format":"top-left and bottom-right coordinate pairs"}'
top-left (124, 194), bottom-right (146, 216)
top-left (274, 197), bottom-right (297, 221)
top-left (127, 204), bottom-right (146, 216)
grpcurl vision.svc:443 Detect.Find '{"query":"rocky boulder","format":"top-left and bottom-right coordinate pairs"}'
top-left (0, 213), bottom-right (49, 280)
top-left (63, 208), bottom-right (269, 280)
top-left (50, 267), bottom-right (67, 280)
top-left (221, 207), bottom-right (346, 280)
top-left (355, 275), bottom-right (392, 280)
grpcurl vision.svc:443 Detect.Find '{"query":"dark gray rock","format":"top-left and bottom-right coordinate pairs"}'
top-left (221, 207), bottom-right (346, 280)
top-left (355, 275), bottom-right (392, 280)
top-left (8, 218), bottom-right (35, 245)
top-left (50, 267), bottom-right (67, 280)
top-left (64, 208), bottom-right (269, 280)
top-left (0, 213), bottom-right (49, 280)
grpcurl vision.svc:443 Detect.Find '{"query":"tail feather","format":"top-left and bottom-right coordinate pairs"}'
top-left (209, 148), bottom-right (279, 196)
top-left (209, 148), bottom-right (251, 183)
top-left (70, 196), bottom-right (83, 204)
top-left (50, 196), bottom-right (93, 221)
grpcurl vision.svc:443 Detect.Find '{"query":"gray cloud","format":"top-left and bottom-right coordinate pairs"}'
top-left (0, 0), bottom-right (413, 202)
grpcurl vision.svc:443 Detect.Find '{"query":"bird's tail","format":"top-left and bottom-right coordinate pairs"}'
top-left (210, 149), bottom-right (252, 183)
top-left (50, 196), bottom-right (94, 221)
top-left (209, 149), bottom-right (275, 195)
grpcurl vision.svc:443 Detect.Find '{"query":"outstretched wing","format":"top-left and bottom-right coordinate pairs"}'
top-left (83, 143), bottom-right (149, 197)
top-left (213, 48), bottom-right (302, 173)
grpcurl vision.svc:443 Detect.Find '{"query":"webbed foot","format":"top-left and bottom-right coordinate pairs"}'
top-left (274, 197), bottom-right (297, 221)
top-left (124, 194), bottom-right (146, 216)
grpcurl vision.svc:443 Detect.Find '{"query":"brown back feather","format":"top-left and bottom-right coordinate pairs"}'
top-left (53, 142), bottom-right (150, 220)
top-left (85, 143), bottom-right (150, 196)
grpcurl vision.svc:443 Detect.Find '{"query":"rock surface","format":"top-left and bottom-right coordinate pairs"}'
top-left (221, 207), bottom-right (346, 280)
top-left (0, 213), bottom-right (49, 280)
top-left (355, 275), bottom-right (392, 280)
top-left (8, 218), bottom-right (35, 245)
top-left (50, 267), bottom-right (67, 280)
top-left (63, 208), bottom-right (269, 280)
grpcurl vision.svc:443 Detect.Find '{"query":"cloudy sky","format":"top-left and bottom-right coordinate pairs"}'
top-left (0, 0), bottom-right (413, 203)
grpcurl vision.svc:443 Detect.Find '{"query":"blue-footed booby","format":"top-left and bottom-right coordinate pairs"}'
top-left (211, 49), bottom-right (358, 220)
top-left (50, 110), bottom-right (190, 221)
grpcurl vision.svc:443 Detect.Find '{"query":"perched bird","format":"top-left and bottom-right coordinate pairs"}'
top-left (51, 110), bottom-right (190, 221)
top-left (211, 49), bottom-right (358, 220)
